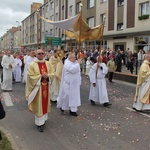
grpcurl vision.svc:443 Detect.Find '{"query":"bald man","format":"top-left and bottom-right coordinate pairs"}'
top-left (26, 49), bottom-right (54, 132)
top-left (89, 55), bottom-right (112, 107)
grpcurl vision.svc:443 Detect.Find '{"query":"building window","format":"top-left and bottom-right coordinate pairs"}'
top-left (87, 17), bottom-right (94, 28)
top-left (46, 5), bottom-right (48, 12)
top-left (50, 1), bottom-right (54, 9)
top-left (55, 27), bottom-right (58, 37)
top-left (50, 29), bottom-right (53, 35)
top-left (101, 0), bottom-right (106, 3)
top-left (134, 36), bottom-right (150, 52)
top-left (30, 16), bottom-right (32, 22)
top-left (62, 5), bottom-right (64, 19)
top-left (50, 15), bottom-right (54, 21)
top-left (62, 5), bottom-right (64, 11)
top-left (118, 0), bottom-right (124, 6)
top-left (33, 35), bottom-right (34, 42)
top-left (100, 13), bottom-right (106, 24)
top-left (30, 36), bottom-right (32, 42)
top-left (69, 5), bottom-right (73, 17)
top-left (55, 0), bottom-right (58, 7)
top-left (140, 2), bottom-right (149, 16)
top-left (87, 0), bottom-right (95, 8)
top-left (76, 2), bottom-right (81, 13)
top-left (42, 8), bottom-right (44, 14)
top-left (117, 23), bottom-right (123, 30)
top-left (55, 13), bottom-right (58, 21)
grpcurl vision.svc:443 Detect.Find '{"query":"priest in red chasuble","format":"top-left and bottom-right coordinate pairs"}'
top-left (26, 49), bottom-right (54, 132)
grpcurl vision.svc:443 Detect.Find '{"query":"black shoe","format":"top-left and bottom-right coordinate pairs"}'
top-left (69, 110), bottom-right (78, 117)
top-left (90, 100), bottom-right (96, 105)
top-left (132, 107), bottom-right (136, 110)
top-left (103, 103), bottom-right (112, 107)
top-left (132, 107), bottom-right (143, 112)
top-left (37, 125), bottom-right (44, 132)
top-left (50, 100), bottom-right (57, 104)
top-left (60, 108), bottom-right (64, 112)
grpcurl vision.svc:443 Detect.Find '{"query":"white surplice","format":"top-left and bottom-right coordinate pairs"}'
top-left (133, 76), bottom-right (150, 110)
top-left (1, 55), bottom-right (15, 91)
top-left (22, 56), bottom-right (35, 83)
top-left (133, 60), bottom-right (150, 111)
top-left (22, 55), bottom-right (29, 83)
top-left (49, 56), bottom-right (63, 102)
top-left (89, 62), bottom-right (109, 104)
top-left (14, 58), bottom-right (22, 82)
top-left (57, 59), bottom-right (81, 112)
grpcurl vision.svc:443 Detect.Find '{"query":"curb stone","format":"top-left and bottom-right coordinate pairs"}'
top-left (0, 127), bottom-right (20, 150)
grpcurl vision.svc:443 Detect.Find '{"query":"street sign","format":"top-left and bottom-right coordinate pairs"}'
top-left (45, 37), bottom-right (52, 45)
top-left (45, 37), bottom-right (62, 45)
top-left (51, 37), bottom-right (62, 45)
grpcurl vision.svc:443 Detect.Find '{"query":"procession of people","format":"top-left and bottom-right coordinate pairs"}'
top-left (0, 47), bottom-right (149, 133)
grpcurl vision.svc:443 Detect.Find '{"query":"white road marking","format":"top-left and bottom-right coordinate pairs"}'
top-left (126, 107), bottom-right (150, 118)
top-left (1, 92), bottom-right (14, 106)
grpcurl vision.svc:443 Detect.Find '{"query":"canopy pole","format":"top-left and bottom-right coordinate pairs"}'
top-left (96, 16), bottom-right (105, 78)
top-left (70, 38), bottom-right (72, 51)
top-left (78, 1), bottom-right (83, 57)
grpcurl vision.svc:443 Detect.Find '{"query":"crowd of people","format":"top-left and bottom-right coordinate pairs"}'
top-left (77, 47), bottom-right (146, 74)
top-left (0, 47), bottom-right (149, 133)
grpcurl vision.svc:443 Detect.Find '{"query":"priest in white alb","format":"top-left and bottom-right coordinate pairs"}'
top-left (57, 52), bottom-right (81, 116)
top-left (1, 50), bottom-right (15, 91)
top-left (133, 50), bottom-right (150, 112)
top-left (89, 55), bottom-right (112, 107)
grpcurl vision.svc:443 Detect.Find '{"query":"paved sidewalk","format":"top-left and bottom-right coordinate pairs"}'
top-left (121, 64), bottom-right (139, 75)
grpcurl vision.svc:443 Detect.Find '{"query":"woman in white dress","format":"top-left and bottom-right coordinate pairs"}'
top-left (85, 56), bottom-right (93, 78)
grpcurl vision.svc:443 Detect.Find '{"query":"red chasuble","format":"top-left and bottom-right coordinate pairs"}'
top-left (38, 62), bottom-right (49, 115)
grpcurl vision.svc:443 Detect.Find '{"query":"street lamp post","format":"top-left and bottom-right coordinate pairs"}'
top-left (16, 21), bottom-right (21, 50)
top-left (16, 21), bottom-right (20, 27)
top-left (16, 21), bottom-right (21, 31)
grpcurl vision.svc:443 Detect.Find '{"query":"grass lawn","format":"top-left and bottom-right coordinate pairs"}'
top-left (0, 131), bottom-right (13, 150)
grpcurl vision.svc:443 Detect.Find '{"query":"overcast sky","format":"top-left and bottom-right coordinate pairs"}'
top-left (0, 0), bottom-right (43, 37)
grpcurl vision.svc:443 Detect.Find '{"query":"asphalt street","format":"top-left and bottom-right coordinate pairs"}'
top-left (1, 75), bottom-right (150, 150)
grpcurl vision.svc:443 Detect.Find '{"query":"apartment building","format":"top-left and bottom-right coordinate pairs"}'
top-left (13, 26), bottom-right (22, 51)
top-left (40, 0), bottom-right (76, 50)
top-left (21, 0), bottom-right (76, 50)
top-left (0, 38), bottom-right (2, 49)
top-left (22, 2), bottom-right (42, 50)
top-left (97, 0), bottom-right (150, 52)
top-left (40, 0), bottom-right (55, 48)
top-left (21, 0), bottom-right (80, 50)
top-left (1, 27), bottom-right (18, 50)
top-left (21, 0), bottom-right (150, 52)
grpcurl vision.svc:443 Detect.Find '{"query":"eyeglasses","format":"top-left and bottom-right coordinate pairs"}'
top-left (37, 53), bottom-right (44, 55)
